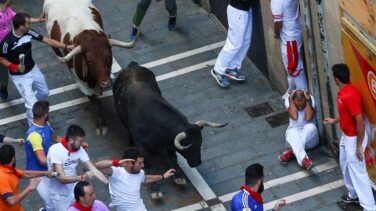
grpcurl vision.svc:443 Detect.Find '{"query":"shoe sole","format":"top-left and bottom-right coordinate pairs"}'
top-left (224, 73), bottom-right (246, 81)
top-left (342, 199), bottom-right (359, 204)
top-left (211, 70), bottom-right (230, 88)
top-left (278, 156), bottom-right (289, 165)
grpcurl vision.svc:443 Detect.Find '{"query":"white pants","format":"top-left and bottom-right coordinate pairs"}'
top-left (286, 123), bottom-right (318, 166)
top-left (281, 39), bottom-right (308, 91)
top-left (10, 65), bottom-right (49, 125)
top-left (214, 5), bottom-right (252, 74)
top-left (34, 177), bottom-right (53, 210)
top-left (340, 133), bottom-right (376, 211)
top-left (49, 192), bottom-right (75, 211)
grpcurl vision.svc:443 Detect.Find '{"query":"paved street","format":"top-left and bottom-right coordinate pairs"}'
top-left (0, 0), bottom-right (360, 210)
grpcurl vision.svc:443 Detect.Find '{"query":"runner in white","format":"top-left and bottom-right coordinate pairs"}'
top-left (47, 124), bottom-right (108, 211)
top-left (270, 0), bottom-right (308, 98)
top-left (278, 90), bottom-right (318, 170)
top-left (95, 147), bottom-right (176, 211)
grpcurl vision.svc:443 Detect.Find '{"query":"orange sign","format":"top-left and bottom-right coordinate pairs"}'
top-left (342, 27), bottom-right (376, 183)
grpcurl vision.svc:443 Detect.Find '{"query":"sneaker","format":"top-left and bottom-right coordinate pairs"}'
top-left (0, 86), bottom-right (8, 100)
top-left (278, 149), bottom-right (294, 164)
top-left (128, 25), bottom-right (139, 43)
top-left (302, 157), bottom-right (313, 170)
top-left (341, 194), bottom-right (359, 204)
top-left (211, 69), bottom-right (230, 88)
top-left (168, 16), bottom-right (176, 31)
top-left (224, 69), bottom-right (246, 81)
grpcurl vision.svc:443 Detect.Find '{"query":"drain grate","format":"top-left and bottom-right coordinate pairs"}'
top-left (265, 112), bottom-right (289, 128)
top-left (245, 102), bottom-right (274, 118)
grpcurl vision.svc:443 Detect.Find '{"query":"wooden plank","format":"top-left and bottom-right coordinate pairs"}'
top-left (338, 0), bottom-right (376, 38)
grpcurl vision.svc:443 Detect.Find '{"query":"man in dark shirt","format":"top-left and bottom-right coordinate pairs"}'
top-left (0, 12), bottom-right (74, 125)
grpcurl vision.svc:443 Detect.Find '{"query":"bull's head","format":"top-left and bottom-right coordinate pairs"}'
top-left (174, 121), bottom-right (227, 167)
top-left (57, 35), bottom-right (134, 89)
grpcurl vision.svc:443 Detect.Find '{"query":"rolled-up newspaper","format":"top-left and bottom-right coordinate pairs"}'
top-left (19, 54), bottom-right (25, 73)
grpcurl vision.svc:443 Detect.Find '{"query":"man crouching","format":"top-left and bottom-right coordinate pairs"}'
top-left (278, 89), bottom-right (318, 170)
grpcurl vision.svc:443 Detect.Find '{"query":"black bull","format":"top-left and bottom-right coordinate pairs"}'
top-left (113, 62), bottom-right (227, 198)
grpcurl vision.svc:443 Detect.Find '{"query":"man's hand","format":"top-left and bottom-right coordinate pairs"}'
top-left (323, 118), bottom-right (337, 125)
top-left (163, 169), bottom-right (176, 179)
top-left (82, 142), bottom-right (89, 151)
top-left (303, 90), bottom-right (311, 101)
top-left (356, 146), bottom-right (363, 161)
top-left (65, 45), bottom-right (75, 51)
top-left (28, 177), bottom-right (41, 190)
top-left (83, 171), bottom-right (94, 180)
top-left (274, 199), bottom-right (286, 211)
top-left (15, 138), bottom-right (24, 146)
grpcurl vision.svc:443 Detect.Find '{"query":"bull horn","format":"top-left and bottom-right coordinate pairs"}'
top-left (109, 38), bottom-right (135, 48)
top-left (174, 132), bottom-right (191, 151)
top-left (195, 120), bottom-right (228, 128)
top-left (57, 45), bottom-right (82, 63)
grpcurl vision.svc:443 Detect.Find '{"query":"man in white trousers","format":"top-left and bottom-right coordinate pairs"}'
top-left (324, 64), bottom-right (376, 211)
top-left (278, 89), bottom-right (318, 170)
top-left (0, 12), bottom-right (74, 125)
top-left (271, 0), bottom-right (308, 98)
top-left (211, 0), bottom-right (253, 88)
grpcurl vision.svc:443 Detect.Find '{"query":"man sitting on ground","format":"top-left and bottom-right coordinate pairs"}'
top-left (278, 89), bottom-right (318, 170)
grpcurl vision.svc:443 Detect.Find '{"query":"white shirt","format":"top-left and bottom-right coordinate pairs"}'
top-left (285, 95), bottom-right (316, 128)
top-left (109, 167), bottom-right (146, 211)
top-left (270, 0), bottom-right (302, 43)
top-left (47, 143), bottom-right (90, 194)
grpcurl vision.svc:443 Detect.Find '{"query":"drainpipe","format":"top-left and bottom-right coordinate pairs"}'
top-left (314, 0), bottom-right (338, 142)
top-left (301, 0), bottom-right (325, 142)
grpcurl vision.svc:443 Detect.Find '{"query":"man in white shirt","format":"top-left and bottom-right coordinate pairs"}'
top-left (278, 90), bottom-right (318, 170)
top-left (95, 147), bottom-right (176, 211)
top-left (270, 0), bottom-right (308, 98)
top-left (47, 124), bottom-right (108, 211)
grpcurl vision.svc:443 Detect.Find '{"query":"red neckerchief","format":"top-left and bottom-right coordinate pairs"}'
top-left (240, 185), bottom-right (263, 205)
top-left (61, 137), bottom-right (79, 156)
top-left (0, 165), bottom-right (23, 178)
top-left (73, 201), bottom-right (92, 211)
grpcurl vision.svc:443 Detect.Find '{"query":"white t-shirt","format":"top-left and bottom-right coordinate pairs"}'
top-left (285, 95), bottom-right (316, 128)
top-left (270, 0), bottom-right (302, 43)
top-left (108, 167), bottom-right (146, 211)
top-left (47, 143), bottom-right (90, 194)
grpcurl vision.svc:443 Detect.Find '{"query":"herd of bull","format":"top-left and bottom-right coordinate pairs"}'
top-left (43, 0), bottom-right (227, 197)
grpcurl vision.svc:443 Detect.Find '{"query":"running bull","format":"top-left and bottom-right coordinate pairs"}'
top-left (43, 0), bottom-right (133, 135)
top-left (113, 62), bottom-right (227, 199)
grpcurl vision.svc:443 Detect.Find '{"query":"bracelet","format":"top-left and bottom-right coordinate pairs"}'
top-left (80, 175), bottom-right (84, 181)
top-left (112, 160), bottom-right (120, 167)
top-left (8, 63), bottom-right (18, 73)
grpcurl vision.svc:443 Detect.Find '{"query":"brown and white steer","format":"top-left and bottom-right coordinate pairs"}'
top-left (43, 0), bottom-right (133, 135)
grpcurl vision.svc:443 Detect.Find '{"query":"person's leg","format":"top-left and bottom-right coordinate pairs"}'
top-left (0, 65), bottom-right (9, 100)
top-left (50, 193), bottom-right (75, 211)
top-left (339, 135), bottom-right (358, 200)
top-left (303, 123), bottom-right (319, 150)
top-left (286, 127), bottom-right (308, 166)
top-left (165, 0), bottom-right (177, 30)
top-left (344, 134), bottom-right (376, 211)
top-left (129, 0), bottom-right (152, 42)
top-left (35, 177), bottom-right (53, 210)
top-left (291, 39), bottom-right (308, 90)
top-left (30, 66), bottom-right (49, 101)
top-left (228, 7), bottom-right (252, 72)
top-left (281, 41), bottom-right (295, 97)
top-left (9, 73), bottom-right (37, 125)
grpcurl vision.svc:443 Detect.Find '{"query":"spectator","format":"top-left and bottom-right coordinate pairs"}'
top-left (0, 1), bottom-right (44, 100)
top-left (211, 0), bottom-right (253, 88)
top-left (324, 64), bottom-right (376, 211)
top-left (278, 90), bottom-right (318, 170)
top-left (0, 12), bottom-right (74, 125)
top-left (0, 144), bottom-right (54, 211)
top-left (128, 0), bottom-right (177, 44)
top-left (270, 0), bottom-right (308, 98)
top-left (68, 181), bottom-right (109, 211)
top-left (25, 100), bottom-right (62, 210)
top-left (231, 163), bottom-right (286, 211)
top-left (0, 134), bottom-right (24, 145)
top-left (95, 147), bottom-right (175, 211)
top-left (47, 124), bottom-right (108, 211)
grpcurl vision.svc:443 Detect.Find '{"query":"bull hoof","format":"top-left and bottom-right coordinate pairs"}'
top-left (151, 191), bottom-right (163, 199)
top-left (174, 177), bottom-right (186, 186)
top-left (96, 126), bottom-right (108, 136)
